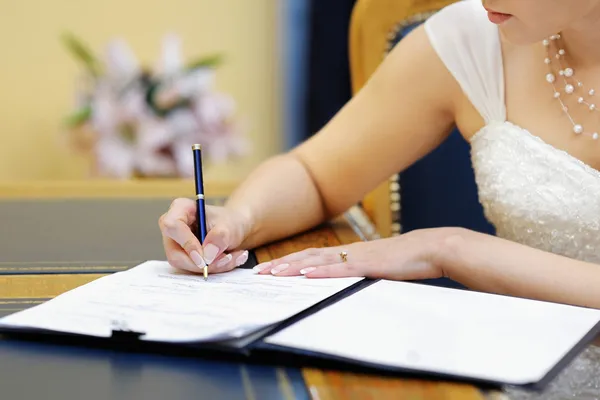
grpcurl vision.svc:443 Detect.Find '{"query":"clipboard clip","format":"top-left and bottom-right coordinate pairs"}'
top-left (110, 319), bottom-right (144, 341)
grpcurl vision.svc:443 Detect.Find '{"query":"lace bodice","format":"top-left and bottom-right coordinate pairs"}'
top-left (424, 1), bottom-right (600, 399)
top-left (471, 121), bottom-right (600, 264)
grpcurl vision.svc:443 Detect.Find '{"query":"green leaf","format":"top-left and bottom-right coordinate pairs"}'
top-left (61, 32), bottom-right (102, 77)
top-left (186, 53), bottom-right (224, 71)
top-left (63, 105), bottom-right (92, 127)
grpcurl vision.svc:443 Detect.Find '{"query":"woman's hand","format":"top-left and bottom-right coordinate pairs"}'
top-left (252, 229), bottom-right (449, 281)
top-left (158, 198), bottom-right (255, 274)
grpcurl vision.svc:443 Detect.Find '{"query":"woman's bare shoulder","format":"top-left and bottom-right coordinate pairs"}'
top-left (289, 24), bottom-right (465, 215)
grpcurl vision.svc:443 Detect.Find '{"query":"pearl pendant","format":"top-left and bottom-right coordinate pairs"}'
top-left (544, 36), bottom-right (599, 142)
top-left (565, 84), bottom-right (574, 94)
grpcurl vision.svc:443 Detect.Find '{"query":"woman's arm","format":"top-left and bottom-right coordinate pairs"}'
top-left (159, 25), bottom-right (464, 272)
top-left (252, 225), bottom-right (600, 309)
top-left (439, 228), bottom-right (600, 309)
top-left (226, 25), bottom-right (460, 249)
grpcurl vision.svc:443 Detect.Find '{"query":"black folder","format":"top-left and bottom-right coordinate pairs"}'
top-left (1, 258), bottom-right (599, 393)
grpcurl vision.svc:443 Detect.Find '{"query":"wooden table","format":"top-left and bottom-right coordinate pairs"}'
top-left (0, 180), bottom-right (505, 400)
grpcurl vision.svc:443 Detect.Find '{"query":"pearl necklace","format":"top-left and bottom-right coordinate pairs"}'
top-left (544, 33), bottom-right (599, 140)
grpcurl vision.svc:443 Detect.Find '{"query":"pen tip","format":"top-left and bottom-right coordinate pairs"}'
top-left (203, 266), bottom-right (208, 281)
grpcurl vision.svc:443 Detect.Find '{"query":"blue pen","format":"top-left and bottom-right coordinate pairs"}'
top-left (192, 144), bottom-right (209, 280)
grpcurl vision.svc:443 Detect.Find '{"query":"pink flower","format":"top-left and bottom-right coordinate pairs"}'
top-left (104, 38), bottom-right (140, 84)
top-left (76, 34), bottom-right (250, 178)
top-left (94, 135), bottom-right (135, 179)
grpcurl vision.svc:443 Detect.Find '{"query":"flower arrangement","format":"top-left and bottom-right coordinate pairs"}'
top-left (62, 32), bottom-right (249, 179)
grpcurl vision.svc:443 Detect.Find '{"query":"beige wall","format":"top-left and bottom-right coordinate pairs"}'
top-left (0, 0), bottom-right (281, 182)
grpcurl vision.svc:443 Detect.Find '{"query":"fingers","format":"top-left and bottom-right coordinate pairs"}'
top-left (159, 198), bottom-right (207, 270)
top-left (162, 235), bottom-right (203, 274)
top-left (252, 247), bottom-right (362, 278)
top-left (301, 263), bottom-right (360, 278)
top-left (209, 250), bottom-right (249, 274)
top-left (263, 254), bottom-right (339, 276)
top-left (163, 229), bottom-right (248, 275)
top-left (201, 220), bottom-right (234, 265)
top-left (252, 247), bottom-right (322, 275)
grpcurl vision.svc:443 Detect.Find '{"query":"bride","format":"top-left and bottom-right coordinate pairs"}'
top-left (159, 0), bottom-right (600, 398)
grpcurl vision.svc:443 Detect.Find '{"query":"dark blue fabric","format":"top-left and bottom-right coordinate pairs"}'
top-left (399, 130), bottom-right (495, 235)
top-left (304, 0), bottom-right (357, 137)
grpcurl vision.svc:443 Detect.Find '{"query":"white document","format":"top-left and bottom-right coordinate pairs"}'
top-left (0, 261), bottom-right (361, 343)
top-left (265, 280), bottom-right (600, 386)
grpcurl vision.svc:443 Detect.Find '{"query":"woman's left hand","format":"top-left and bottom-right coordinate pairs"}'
top-left (252, 228), bottom-right (450, 281)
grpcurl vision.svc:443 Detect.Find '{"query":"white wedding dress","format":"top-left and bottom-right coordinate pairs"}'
top-left (425, 1), bottom-right (600, 399)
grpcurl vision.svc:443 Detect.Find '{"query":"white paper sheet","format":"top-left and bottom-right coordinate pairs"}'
top-left (0, 261), bottom-right (361, 343)
top-left (265, 280), bottom-right (600, 385)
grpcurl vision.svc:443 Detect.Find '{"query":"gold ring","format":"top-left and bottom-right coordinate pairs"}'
top-left (339, 251), bottom-right (348, 263)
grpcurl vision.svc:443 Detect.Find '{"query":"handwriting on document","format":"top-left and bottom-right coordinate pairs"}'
top-left (0, 261), bottom-right (361, 343)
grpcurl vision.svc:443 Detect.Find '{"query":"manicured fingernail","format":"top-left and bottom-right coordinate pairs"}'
top-left (300, 267), bottom-right (316, 275)
top-left (271, 263), bottom-right (289, 275)
top-left (253, 262), bottom-right (271, 273)
top-left (216, 253), bottom-right (233, 268)
top-left (190, 250), bottom-right (206, 268)
top-left (235, 250), bottom-right (249, 267)
top-left (203, 244), bottom-right (219, 264)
